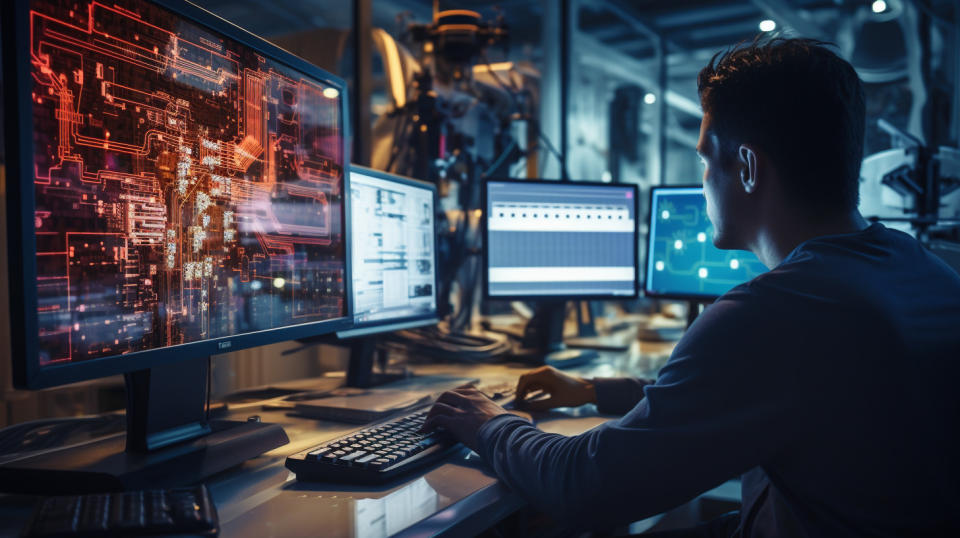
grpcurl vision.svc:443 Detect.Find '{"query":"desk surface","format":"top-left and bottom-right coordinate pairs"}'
top-left (0, 338), bottom-right (676, 538)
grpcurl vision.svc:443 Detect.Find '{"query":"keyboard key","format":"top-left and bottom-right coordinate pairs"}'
top-left (307, 447), bottom-right (331, 459)
top-left (356, 454), bottom-right (379, 464)
top-left (340, 451), bottom-right (367, 462)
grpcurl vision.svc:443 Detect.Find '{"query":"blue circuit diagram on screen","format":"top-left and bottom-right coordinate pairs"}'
top-left (646, 189), bottom-right (767, 297)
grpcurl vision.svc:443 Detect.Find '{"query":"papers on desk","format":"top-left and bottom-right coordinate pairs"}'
top-left (354, 478), bottom-right (438, 538)
top-left (287, 376), bottom-right (477, 424)
top-left (291, 389), bottom-right (433, 424)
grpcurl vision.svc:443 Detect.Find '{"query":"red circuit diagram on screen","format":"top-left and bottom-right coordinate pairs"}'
top-left (29, 1), bottom-right (346, 365)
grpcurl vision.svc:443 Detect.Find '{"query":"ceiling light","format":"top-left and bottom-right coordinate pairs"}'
top-left (759, 19), bottom-right (776, 32)
top-left (871, 0), bottom-right (887, 13)
top-left (643, 92), bottom-right (656, 105)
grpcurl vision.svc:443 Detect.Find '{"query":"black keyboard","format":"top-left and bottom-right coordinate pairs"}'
top-left (286, 385), bottom-right (514, 484)
top-left (22, 485), bottom-right (218, 537)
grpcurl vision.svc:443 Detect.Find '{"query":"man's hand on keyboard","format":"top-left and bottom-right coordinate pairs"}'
top-left (420, 387), bottom-right (511, 451)
top-left (516, 366), bottom-right (597, 411)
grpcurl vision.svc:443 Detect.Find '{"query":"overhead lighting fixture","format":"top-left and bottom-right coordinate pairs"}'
top-left (759, 19), bottom-right (776, 32)
top-left (643, 92), bottom-right (657, 105)
top-left (871, 0), bottom-right (887, 13)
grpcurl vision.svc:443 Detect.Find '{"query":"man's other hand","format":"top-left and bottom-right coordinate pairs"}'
top-left (420, 387), bottom-right (511, 451)
top-left (516, 366), bottom-right (597, 411)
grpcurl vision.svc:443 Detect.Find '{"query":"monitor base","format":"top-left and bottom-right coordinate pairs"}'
top-left (565, 333), bottom-right (633, 352)
top-left (543, 348), bottom-right (600, 369)
top-left (0, 419), bottom-right (288, 495)
top-left (508, 345), bottom-right (600, 369)
top-left (687, 300), bottom-right (707, 328)
top-left (506, 302), bottom-right (603, 368)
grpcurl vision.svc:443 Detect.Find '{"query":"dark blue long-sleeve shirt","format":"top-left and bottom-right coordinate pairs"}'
top-left (477, 223), bottom-right (960, 536)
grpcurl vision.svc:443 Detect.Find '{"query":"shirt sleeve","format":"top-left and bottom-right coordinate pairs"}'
top-left (593, 377), bottom-right (653, 415)
top-left (475, 293), bottom-right (807, 530)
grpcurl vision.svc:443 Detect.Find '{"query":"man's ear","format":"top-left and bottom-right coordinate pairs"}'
top-left (738, 144), bottom-right (759, 194)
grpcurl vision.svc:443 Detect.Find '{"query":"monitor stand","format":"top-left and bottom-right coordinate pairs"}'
top-left (687, 300), bottom-right (707, 328)
top-left (511, 301), bottom-right (599, 369)
top-left (345, 337), bottom-right (408, 388)
top-left (565, 300), bottom-right (633, 352)
top-left (0, 358), bottom-right (289, 495)
top-left (288, 334), bottom-right (409, 389)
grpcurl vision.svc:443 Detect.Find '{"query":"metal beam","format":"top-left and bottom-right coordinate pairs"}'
top-left (954, 0), bottom-right (960, 145)
top-left (576, 35), bottom-right (703, 118)
top-left (749, 0), bottom-right (829, 39)
top-left (539, 0), bottom-right (563, 180)
top-left (597, 0), bottom-right (662, 45)
top-left (353, 0), bottom-right (372, 166)
top-left (561, 0), bottom-right (572, 180)
top-left (654, 3), bottom-right (759, 29)
top-left (590, 25), bottom-right (635, 42)
top-left (683, 19), bottom-right (770, 42)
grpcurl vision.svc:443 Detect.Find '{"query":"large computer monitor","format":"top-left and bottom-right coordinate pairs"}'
top-left (483, 179), bottom-right (639, 366)
top-left (338, 166), bottom-right (438, 339)
top-left (1, 0), bottom-right (351, 492)
top-left (644, 186), bottom-right (767, 301)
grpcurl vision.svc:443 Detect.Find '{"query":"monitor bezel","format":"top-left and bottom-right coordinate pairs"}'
top-left (482, 178), bottom-right (641, 302)
top-left (336, 165), bottom-right (439, 339)
top-left (644, 184), bottom-right (732, 302)
top-left (3, 0), bottom-right (354, 389)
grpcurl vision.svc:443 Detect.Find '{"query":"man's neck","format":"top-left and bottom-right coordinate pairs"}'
top-left (752, 210), bottom-right (870, 269)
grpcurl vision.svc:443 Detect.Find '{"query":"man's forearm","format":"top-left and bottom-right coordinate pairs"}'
top-left (593, 377), bottom-right (652, 414)
top-left (476, 414), bottom-right (606, 526)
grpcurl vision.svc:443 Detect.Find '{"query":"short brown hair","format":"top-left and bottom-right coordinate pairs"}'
top-left (698, 37), bottom-right (865, 213)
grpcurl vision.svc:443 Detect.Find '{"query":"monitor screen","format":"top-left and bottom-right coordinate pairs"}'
top-left (9, 0), bottom-right (350, 385)
top-left (341, 167), bottom-right (437, 336)
top-left (645, 186), bottom-right (767, 299)
top-left (484, 180), bottom-right (639, 299)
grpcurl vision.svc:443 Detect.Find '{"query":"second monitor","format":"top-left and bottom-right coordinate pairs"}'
top-left (339, 166), bottom-right (439, 339)
top-left (485, 180), bottom-right (639, 299)
top-left (483, 179), bottom-right (639, 367)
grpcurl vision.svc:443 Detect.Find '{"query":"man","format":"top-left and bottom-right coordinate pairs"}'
top-left (422, 38), bottom-right (960, 536)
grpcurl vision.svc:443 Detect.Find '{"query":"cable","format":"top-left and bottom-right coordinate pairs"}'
top-left (385, 113), bottom-right (413, 174)
top-left (911, 0), bottom-right (956, 30)
top-left (391, 323), bottom-right (513, 363)
top-left (480, 55), bottom-right (569, 180)
top-left (481, 139), bottom-right (518, 178)
top-left (206, 355), bottom-right (212, 423)
top-left (0, 414), bottom-right (125, 460)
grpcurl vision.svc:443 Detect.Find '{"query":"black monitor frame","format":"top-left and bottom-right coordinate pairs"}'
top-left (482, 178), bottom-right (641, 302)
top-left (336, 165), bottom-right (439, 340)
top-left (2, 0), bottom-right (354, 390)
